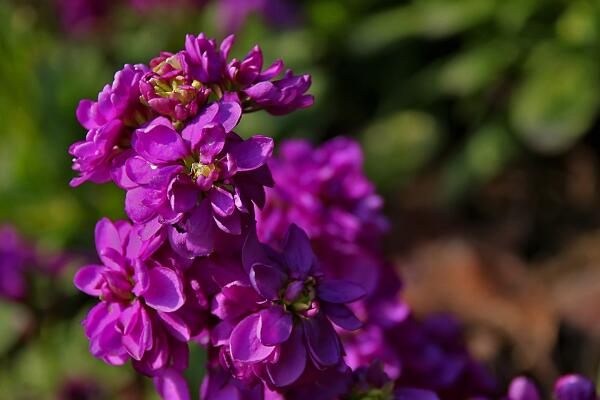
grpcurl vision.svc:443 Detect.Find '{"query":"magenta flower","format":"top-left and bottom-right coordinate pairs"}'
top-left (184, 33), bottom-right (232, 84)
top-left (216, 0), bottom-right (299, 34)
top-left (70, 64), bottom-right (149, 187)
top-left (74, 218), bottom-right (207, 399)
top-left (184, 33), bottom-right (313, 115)
top-left (211, 225), bottom-right (365, 388)
top-left (122, 101), bottom-right (273, 257)
top-left (0, 225), bottom-right (33, 301)
top-left (256, 137), bottom-right (388, 294)
top-left (140, 51), bottom-right (211, 122)
top-left (508, 377), bottom-right (540, 400)
top-left (243, 70), bottom-right (314, 115)
top-left (555, 375), bottom-right (597, 400)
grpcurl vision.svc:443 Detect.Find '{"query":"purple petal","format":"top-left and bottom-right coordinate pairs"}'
top-left (317, 279), bottom-right (366, 304)
top-left (228, 136), bottom-right (274, 171)
top-left (133, 120), bottom-right (189, 164)
top-left (249, 263), bottom-right (286, 300)
top-left (258, 306), bottom-right (292, 346)
top-left (125, 187), bottom-right (161, 224)
top-left (95, 218), bottom-right (123, 256)
top-left (209, 186), bottom-right (235, 217)
top-left (153, 368), bottom-right (191, 400)
top-left (302, 315), bottom-right (340, 367)
top-left (74, 264), bottom-right (104, 296)
top-left (168, 176), bottom-right (199, 214)
top-left (213, 211), bottom-right (242, 235)
top-left (283, 224), bottom-right (315, 277)
top-left (143, 267), bottom-right (185, 312)
top-left (322, 303), bottom-right (363, 331)
top-left (214, 101), bottom-right (242, 132)
top-left (230, 314), bottom-right (275, 363)
top-left (211, 281), bottom-right (263, 320)
top-left (191, 124), bottom-right (226, 164)
top-left (157, 311), bottom-right (191, 342)
top-left (182, 104), bottom-right (219, 142)
top-left (242, 228), bottom-right (271, 274)
top-left (120, 302), bottom-right (152, 360)
top-left (266, 326), bottom-right (306, 387)
top-left (168, 199), bottom-right (216, 258)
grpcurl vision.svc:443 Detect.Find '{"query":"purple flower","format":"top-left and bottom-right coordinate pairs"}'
top-left (216, 0), bottom-right (299, 34)
top-left (140, 52), bottom-right (210, 122)
top-left (243, 70), bottom-right (314, 115)
top-left (74, 218), bottom-right (208, 399)
top-left (56, 0), bottom-right (112, 34)
top-left (256, 137), bottom-right (389, 294)
top-left (184, 33), bottom-right (232, 84)
top-left (388, 313), bottom-right (497, 399)
top-left (70, 64), bottom-right (149, 187)
top-left (122, 101), bottom-right (273, 257)
top-left (183, 33), bottom-right (313, 115)
top-left (554, 375), bottom-right (597, 400)
top-left (348, 362), bottom-right (440, 400)
top-left (226, 45), bottom-right (284, 89)
top-left (0, 225), bottom-right (34, 301)
top-left (508, 377), bottom-right (540, 400)
top-left (210, 225), bottom-right (365, 388)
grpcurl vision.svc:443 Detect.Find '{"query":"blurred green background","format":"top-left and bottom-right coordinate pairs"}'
top-left (2, 0), bottom-right (600, 398)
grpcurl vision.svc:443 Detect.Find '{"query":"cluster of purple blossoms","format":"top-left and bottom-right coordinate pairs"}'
top-left (69, 32), bottom-right (319, 400)
top-left (70, 31), bottom-right (596, 400)
top-left (256, 137), bottom-right (389, 293)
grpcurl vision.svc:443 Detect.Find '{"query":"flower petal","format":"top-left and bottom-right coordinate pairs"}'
top-left (74, 264), bottom-right (104, 296)
top-left (191, 124), bottom-right (226, 164)
top-left (249, 263), bottom-right (286, 300)
top-left (283, 224), bottom-right (315, 277)
top-left (143, 267), bottom-right (185, 312)
top-left (153, 368), bottom-right (191, 400)
top-left (302, 315), bottom-right (340, 367)
top-left (133, 120), bottom-right (189, 164)
top-left (157, 311), bottom-right (191, 342)
top-left (209, 186), bottom-right (235, 217)
top-left (317, 279), bottom-right (366, 304)
top-left (258, 306), bottom-right (293, 346)
top-left (230, 313), bottom-right (275, 363)
top-left (322, 303), bottom-right (363, 331)
top-left (95, 218), bottom-right (123, 257)
top-left (266, 326), bottom-right (306, 387)
top-left (228, 136), bottom-right (274, 171)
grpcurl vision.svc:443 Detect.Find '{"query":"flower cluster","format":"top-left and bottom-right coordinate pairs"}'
top-left (256, 137), bottom-right (390, 293)
top-left (71, 31), bottom-right (595, 400)
top-left (69, 32), bottom-right (319, 399)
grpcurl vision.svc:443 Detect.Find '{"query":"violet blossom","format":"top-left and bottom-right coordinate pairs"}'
top-left (73, 218), bottom-right (208, 400)
top-left (210, 225), bottom-right (365, 389)
top-left (69, 64), bottom-right (149, 187)
top-left (0, 225), bottom-right (34, 301)
top-left (121, 101), bottom-right (273, 257)
top-left (140, 51), bottom-right (211, 122)
top-left (554, 375), bottom-right (598, 400)
top-left (256, 137), bottom-right (389, 294)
